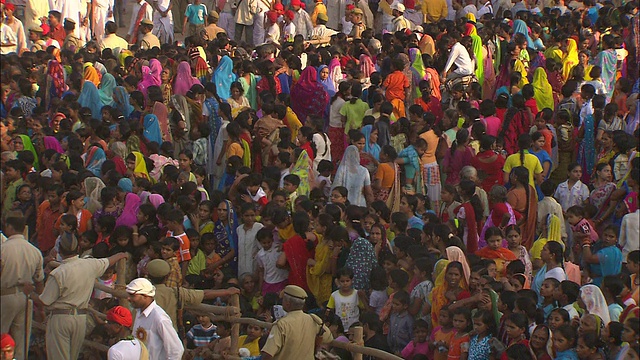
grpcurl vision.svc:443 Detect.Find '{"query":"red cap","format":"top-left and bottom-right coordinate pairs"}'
top-left (274, 2), bottom-right (284, 11)
top-left (267, 10), bottom-right (278, 23)
top-left (40, 23), bottom-right (50, 35)
top-left (0, 334), bottom-right (15, 349)
top-left (300, 2), bottom-right (306, 9)
top-left (290, 0), bottom-right (301, 7)
top-left (4, 3), bottom-right (14, 10)
top-left (106, 306), bottom-right (133, 327)
top-left (285, 10), bottom-right (295, 20)
top-left (346, 4), bottom-right (355, 10)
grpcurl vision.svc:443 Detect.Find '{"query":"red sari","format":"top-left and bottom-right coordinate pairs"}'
top-left (455, 202), bottom-right (480, 253)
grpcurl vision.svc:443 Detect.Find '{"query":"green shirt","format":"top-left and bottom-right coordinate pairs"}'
top-left (3, 178), bottom-right (23, 216)
top-left (187, 249), bottom-right (206, 276)
top-left (340, 99), bottom-right (370, 134)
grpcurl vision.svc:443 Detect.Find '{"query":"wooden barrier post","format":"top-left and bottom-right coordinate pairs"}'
top-left (229, 293), bottom-right (240, 356)
top-left (115, 259), bottom-right (129, 309)
top-left (352, 326), bottom-right (363, 360)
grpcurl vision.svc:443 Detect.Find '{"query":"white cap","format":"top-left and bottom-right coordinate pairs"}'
top-left (126, 278), bottom-right (156, 297)
top-left (391, 3), bottom-right (405, 12)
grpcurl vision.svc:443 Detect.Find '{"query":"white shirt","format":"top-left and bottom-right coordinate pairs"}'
top-left (545, 267), bottom-right (567, 282)
top-left (132, 301), bottom-right (184, 360)
top-left (108, 339), bottom-right (144, 360)
top-left (236, 222), bottom-right (264, 276)
top-left (265, 23), bottom-right (280, 45)
top-left (562, 304), bottom-right (580, 320)
top-left (0, 23), bottom-right (18, 55)
top-left (554, 180), bottom-right (590, 211)
top-left (100, 33), bottom-right (129, 51)
top-left (620, 210), bottom-right (639, 262)
top-left (256, 247), bottom-right (289, 284)
top-left (443, 42), bottom-right (474, 76)
top-left (328, 289), bottom-right (360, 330)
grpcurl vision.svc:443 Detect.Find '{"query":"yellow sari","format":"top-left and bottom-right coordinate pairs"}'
top-left (561, 39), bottom-right (579, 81)
top-left (532, 67), bottom-right (554, 111)
top-left (513, 59), bottom-right (529, 88)
top-left (132, 151), bottom-right (151, 181)
top-left (306, 237), bottom-right (333, 304)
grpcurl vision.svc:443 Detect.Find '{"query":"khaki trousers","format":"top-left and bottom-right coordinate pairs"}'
top-left (0, 292), bottom-right (30, 360)
top-left (46, 314), bottom-right (87, 360)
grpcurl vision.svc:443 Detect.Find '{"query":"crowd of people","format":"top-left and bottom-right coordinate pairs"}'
top-left (0, 0), bottom-right (640, 358)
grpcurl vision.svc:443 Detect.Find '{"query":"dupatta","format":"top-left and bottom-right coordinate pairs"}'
top-left (328, 58), bottom-right (343, 91)
top-left (213, 56), bottom-right (236, 100)
top-left (174, 61), bottom-right (201, 97)
top-left (561, 39), bottom-right (579, 81)
top-left (361, 125), bottom-right (381, 160)
top-left (116, 193), bottom-right (141, 227)
top-left (83, 64), bottom-right (101, 87)
top-left (152, 101), bottom-right (171, 142)
top-left (290, 66), bottom-right (329, 122)
top-left (532, 67), bottom-right (554, 111)
top-left (132, 151), bottom-right (150, 180)
top-left (213, 199), bottom-right (239, 271)
top-left (114, 86), bottom-right (134, 119)
top-left (98, 74), bottom-right (117, 108)
top-left (78, 81), bottom-right (103, 120)
top-left (84, 177), bottom-right (105, 213)
top-left (85, 146), bottom-right (106, 177)
top-left (48, 60), bottom-right (66, 98)
top-left (143, 114), bottom-right (162, 145)
top-left (290, 149), bottom-right (315, 197)
top-left (17, 135), bottom-right (39, 170)
top-left (580, 285), bottom-right (611, 325)
top-left (44, 136), bottom-right (63, 153)
top-left (317, 65), bottom-right (336, 97)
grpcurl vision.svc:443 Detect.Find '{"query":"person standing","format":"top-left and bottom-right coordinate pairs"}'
top-left (126, 0), bottom-right (153, 45)
top-left (100, 21), bottom-right (128, 52)
top-left (139, 19), bottom-right (161, 50)
top-left (126, 278), bottom-right (184, 359)
top-left (23, 233), bottom-right (129, 360)
top-left (105, 306), bottom-right (148, 360)
top-left (62, 18), bottom-right (82, 53)
top-left (261, 285), bottom-right (333, 360)
top-left (151, 0), bottom-right (174, 44)
top-left (1, 216), bottom-right (44, 360)
top-left (291, 0), bottom-right (313, 39)
top-left (47, 10), bottom-right (66, 44)
top-left (4, 4), bottom-right (28, 54)
top-left (234, 0), bottom-right (257, 46)
top-left (24, 0), bottom-right (50, 32)
top-left (92, 0), bottom-right (115, 41)
top-left (182, 0), bottom-right (207, 37)
top-left (253, 0), bottom-right (271, 48)
top-left (172, 0), bottom-right (188, 34)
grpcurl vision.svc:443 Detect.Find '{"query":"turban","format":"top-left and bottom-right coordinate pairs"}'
top-left (106, 306), bottom-right (133, 327)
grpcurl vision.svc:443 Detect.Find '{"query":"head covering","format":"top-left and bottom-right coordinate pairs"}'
top-left (317, 12), bottom-right (328, 22)
top-left (126, 278), bottom-right (156, 297)
top-left (78, 81), bottom-right (103, 121)
top-left (114, 86), bottom-right (134, 119)
top-left (328, 58), bottom-right (343, 91)
top-left (83, 64), bottom-right (101, 87)
top-left (138, 59), bottom-right (162, 96)
top-left (1, 334), bottom-right (15, 349)
top-left (173, 61), bottom-right (201, 97)
top-left (445, 246), bottom-right (471, 283)
top-left (266, 10), bottom-right (278, 23)
top-left (106, 306), bottom-right (133, 327)
top-left (152, 101), bottom-right (171, 143)
top-left (47, 60), bottom-right (66, 98)
top-left (148, 194), bottom-right (165, 209)
top-left (512, 20), bottom-right (534, 49)
top-left (17, 135), bottom-right (39, 170)
top-left (44, 136), bottom-right (63, 153)
top-left (213, 56), bottom-right (236, 100)
top-left (391, 2), bottom-right (404, 12)
top-left (284, 10), bottom-right (295, 20)
top-left (116, 193), bottom-right (141, 228)
top-left (131, 151), bottom-right (150, 180)
top-left (118, 178), bottom-right (133, 193)
top-left (317, 65), bottom-right (336, 97)
top-left (84, 177), bottom-right (106, 213)
top-left (561, 38), bottom-right (579, 81)
top-left (580, 284), bottom-right (611, 325)
top-left (361, 125), bottom-right (381, 160)
top-left (98, 73), bottom-right (117, 109)
top-left (290, 66), bottom-right (329, 122)
top-left (532, 67), bottom-right (554, 111)
top-left (290, 0), bottom-right (301, 7)
top-left (85, 146), bottom-right (106, 177)
top-left (284, 285), bottom-right (308, 299)
top-left (332, 146), bottom-right (369, 206)
top-left (143, 114), bottom-right (162, 145)
top-left (147, 259), bottom-right (171, 277)
top-left (290, 150), bottom-right (314, 197)
top-left (466, 12), bottom-right (476, 23)
top-left (359, 54), bottom-right (376, 79)
top-left (470, 32), bottom-right (484, 85)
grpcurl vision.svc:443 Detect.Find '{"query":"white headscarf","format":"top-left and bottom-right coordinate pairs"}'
top-left (580, 284), bottom-right (611, 325)
top-left (126, 278), bottom-right (156, 297)
top-left (332, 145), bottom-right (369, 207)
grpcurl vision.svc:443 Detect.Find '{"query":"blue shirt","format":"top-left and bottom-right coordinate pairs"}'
top-left (185, 4), bottom-right (207, 25)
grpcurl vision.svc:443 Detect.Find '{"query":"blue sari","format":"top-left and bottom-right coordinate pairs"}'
top-left (204, 97), bottom-right (222, 184)
top-left (589, 242), bottom-right (623, 286)
top-left (213, 56), bottom-right (237, 100)
top-left (78, 82), bottom-right (103, 120)
top-left (361, 124), bottom-right (381, 160)
top-left (213, 199), bottom-right (239, 273)
top-left (591, 49), bottom-right (617, 101)
top-left (578, 99), bottom-right (596, 182)
top-left (85, 146), bottom-right (106, 177)
top-left (512, 20), bottom-right (534, 49)
top-left (143, 114), bottom-right (162, 145)
top-left (114, 86), bottom-right (134, 119)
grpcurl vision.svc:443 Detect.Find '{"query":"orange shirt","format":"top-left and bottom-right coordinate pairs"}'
top-left (167, 231), bottom-right (192, 262)
top-left (375, 162), bottom-right (395, 189)
top-left (419, 129), bottom-right (439, 164)
top-left (432, 327), bottom-right (456, 360)
top-left (447, 334), bottom-right (470, 360)
top-left (383, 71), bottom-right (409, 102)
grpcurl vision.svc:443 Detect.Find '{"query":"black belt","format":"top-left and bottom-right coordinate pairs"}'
top-left (49, 309), bottom-right (88, 316)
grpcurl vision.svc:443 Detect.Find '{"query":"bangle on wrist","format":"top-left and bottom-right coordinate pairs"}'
top-left (133, 232), bottom-right (139, 235)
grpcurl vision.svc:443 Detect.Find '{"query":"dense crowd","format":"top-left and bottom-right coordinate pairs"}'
top-left (0, 0), bottom-right (639, 358)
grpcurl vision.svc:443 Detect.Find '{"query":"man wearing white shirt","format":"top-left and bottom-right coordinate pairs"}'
top-left (100, 21), bottom-right (128, 53)
top-left (441, 37), bottom-right (474, 82)
top-left (93, 0), bottom-right (115, 41)
top-left (24, 0), bottom-right (50, 32)
top-left (105, 306), bottom-right (146, 360)
top-left (620, 192), bottom-right (639, 262)
top-left (126, 278), bottom-right (184, 360)
top-left (127, 0), bottom-right (154, 44)
top-left (0, 14), bottom-right (18, 55)
top-left (152, 0), bottom-right (174, 44)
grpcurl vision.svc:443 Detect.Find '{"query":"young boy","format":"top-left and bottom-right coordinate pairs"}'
top-left (182, 0), bottom-right (207, 37)
top-left (237, 203), bottom-right (263, 276)
top-left (361, 311), bottom-right (391, 354)
top-left (326, 267), bottom-right (367, 330)
top-left (566, 205), bottom-right (599, 248)
top-left (246, 173), bottom-right (269, 210)
top-left (186, 314), bottom-right (218, 350)
top-left (553, 280), bottom-right (581, 320)
top-left (626, 250), bottom-right (640, 305)
top-left (586, 66), bottom-right (607, 96)
top-left (396, 138), bottom-right (427, 194)
top-left (255, 228), bottom-right (288, 295)
top-left (186, 228), bottom-right (206, 285)
top-left (2, 159), bottom-right (25, 217)
top-left (160, 237), bottom-right (183, 287)
top-left (165, 208), bottom-right (191, 279)
top-left (275, 152), bottom-right (291, 189)
top-left (210, 321), bottom-right (231, 354)
top-left (540, 278), bottom-right (560, 318)
top-left (95, 215), bottom-right (116, 247)
top-left (283, 174), bottom-right (300, 213)
top-left (387, 290), bottom-right (414, 354)
top-left (315, 160), bottom-right (333, 198)
top-left (282, 10), bottom-right (296, 43)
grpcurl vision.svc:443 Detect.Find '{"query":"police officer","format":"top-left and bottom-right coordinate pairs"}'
top-left (349, 8), bottom-right (366, 40)
top-left (62, 18), bottom-right (82, 52)
top-left (261, 285), bottom-right (333, 360)
top-left (1, 216), bottom-right (44, 360)
top-left (145, 259), bottom-right (240, 333)
top-left (23, 233), bottom-right (129, 360)
top-left (138, 19), bottom-right (160, 50)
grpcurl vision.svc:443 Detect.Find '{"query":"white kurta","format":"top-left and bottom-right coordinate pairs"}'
top-left (78, 0), bottom-right (91, 43)
top-left (152, 0), bottom-right (174, 44)
top-left (253, 0), bottom-right (271, 47)
top-left (24, 0), bottom-right (50, 31)
top-left (93, 0), bottom-right (115, 42)
top-left (132, 301), bottom-right (184, 360)
top-left (326, 0), bottom-right (346, 30)
top-left (7, 18), bottom-right (28, 53)
top-left (127, 0), bottom-right (153, 39)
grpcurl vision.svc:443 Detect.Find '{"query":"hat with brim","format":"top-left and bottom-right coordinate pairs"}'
top-left (126, 278), bottom-right (156, 297)
top-left (317, 13), bottom-right (328, 22)
top-left (284, 285), bottom-right (308, 299)
top-left (141, 19), bottom-right (153, 26)
top-left (29, 27), bottom-right (44, 33)
top-left (391, 3), bottom-right (405, 12)
top-left (147, 259), bottom-right (171, 278)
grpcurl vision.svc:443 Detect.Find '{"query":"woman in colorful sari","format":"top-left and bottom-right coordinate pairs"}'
top-left (328, 57), bottom-right (343, 91)
top-left (591, 35), bottom-right (618, 101)
top-left (345, 230), bottom-right (378, 291)
top-left (561, 38), bottom-right (579, 82)
top-left (127, 151), bottom-right (151, 181)
top-left (173, 61), bottom-right (201, 97)
top-left (290, 149), bottom-right (314, 197)
top-left (114, 86), bottom-right (134, 119)
top-left (143, 114), bottom-right (162, 146)
top-left (115, 192), bottom-right (141, 228)
top-left (532, 67), bottom-right (554, 111)
top-left (85, 146), bottom-right (106, 177)
top-left (290, 66), bottom-right (329, 123)
top-left (409, 48), bottom-right (426, 99)
top-left (476, 227), bottom-right (517, 279)
top-left (580, 285), bottom-right (611, 325)
top-left (506, 166), bottom-right (538, 249)
top-left (317, 65), bottom-right (336, 98)
top-left (13, 135), bottom-right (39, 170)
top-left (44, 136), bottom-right (63, 154)
top-left (430, 259), bottom-right (471, 327)
top-left (582, 224), bottom-right (622, 286)
top-left (211, 199), bottom-right (239, 274)
top-left (108, 141), bottom-right (128, 175)
top-left (577, 89), bottom-right (596, 183)
top-left (78, 81), bottom-right (103, 120)
top-left (499, 94), bottom-right (532, 155)
top-left (464, 23), bottom-right (484, 86)
top-left (84, 177), bottom-right (106, 213)
top-left (333, 146), bottom-right (374, 207)
top-left (532, 241), bottom-right (566, 301)
top-left (361, 124), bottom-right (381, 161)
top-left (423, 54), bottom-right (441, 102)
top-left (137, 59), bottom-right (162, 98)
top-left (238, 60), bottom-right (258, 110)
top-left (98, 73), bottom-right (117, 109)
top-left (213, 56), bottom-right (237, 100)
top-left (83, 63), bottom-right (101, 87)
top-left (530, 214), bottom-right (562, 271)
top-left (589, 163), bottom-right (617, 226)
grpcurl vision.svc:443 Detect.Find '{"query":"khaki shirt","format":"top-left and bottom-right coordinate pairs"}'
top-left (262, 310), bottom-right (332, 359)
top-left (0, 234), bottom-right (44, 290)
top-left (205, 24), bottom-right (225, 41)
top-left (63, 34), bottom-right (82, 52)
top-left (39, 256), bottom-right (109, 310)
top-left (350, 22), bottom-right (365, 39)
top-left (139, 32), bottom-right (160, 50)
top-left (154, 284), bottom-right (204, 331)
top-left (30, 40), bottom-right (46, 52)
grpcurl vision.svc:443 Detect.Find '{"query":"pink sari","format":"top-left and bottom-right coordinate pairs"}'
top-left (115, 193), bottom-right (141, 227)
top-left (138, 59), bottom-right (162, 97)
top-left (152, 101), bottom-right (171, 142)
top-left (173, 61), bottom-right (201, 96)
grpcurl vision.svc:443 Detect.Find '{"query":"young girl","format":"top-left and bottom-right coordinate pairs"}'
top-left (409, 257), bottom-right (434, 321)
top-left (92, 187), bottom-right (121, 230)
top-left (439, 184), bottom-right (461, 223)
top-left (401, 319), bottom-right (430, 359)
top-left (228, 81), bottom-right (250, 118)
top-left (431, 306), bottom-right (456, 360)
top-left (373, 145), bottom-right (398, 202)
top-left (602, 321), bottom-right (624, 360)
top-left (368, 266), bottom-right (389, 315)
top-left (236, 203), bottom-right (263, 277)
top-left (306, 213), bottom-right (333, 305)
top-left (109, 225), bottom-right (136, 283)
top-left (448, 308), bottom-right (472, 360)
top-left (576, 332), bottom-right (604, 360)
top-left (196, 200), bottom-right (215, 235)
top-left (54, 214), bottom-right (79, 261)
top-left (455, 180), bottom-right (483, 253)
top-left (133, 203), bottom-right (159, 248)
top-left (554, 324), bottom-right (579, 360)
top-left (502, 313), bottom-right (530, 360)
top-left (469, 309), bottom-right (497, 360)
top-left (62, 190), bottom-right (93, 236)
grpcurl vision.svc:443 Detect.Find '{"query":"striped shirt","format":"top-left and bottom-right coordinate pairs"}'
top-left (186, 324), bottom-right (219, 349)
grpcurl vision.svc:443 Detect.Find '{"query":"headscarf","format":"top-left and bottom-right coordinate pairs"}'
top-left (116, 193), bottom-right (141, 227)
top-left (361, 125), bottom-right (381, 160)
top-left (445, 246), bottom-right (471, 283)
top-left (44, 136), bottom-right (63, 153)
top-left (195, 56), bottom-right (209, 84)
top-left (143, 114), bottom-right (162, 145)
top-left (47, 60), bottom-right (66, 98)
top-left (332, 145), bottom-right (369, 206)
top-left (430, 259), bottom-right (468, 327)
top-left (471, 33), bottom-right (484, 86)
top-left (84, 177), bottom-right (105, 213)
top-left (138, 59), bottom-right (162, 96)
top-left (171, 95), bottom-right (192, 133)
top-left (487, 289), bottom-right (501, 328)
top-left (214, 199), bottom-right (239, 272)
top-left (132, 151), bottom-right (150, 181)
top-left (512, 20), bottom-right (534, 49)
top-left (580, 284), bottom-right (611, 324)
top-left (85, 146), bottom-right (106, 177)
top-left (118, 178), bottom-right (133, 193)
top-left (98, 73), bottom-right (117, 107)
top-left (409, 48), bottom-right (426, 98)
top-left (213, 56), bottom-right (236, 100)
top-left (17, 135), bottom-right (39, 170)
top-left (290, 66), bottom-right (329, 122)
top-left (359, 54), bottom-right (376, 79)
top-left (530, 325), bottom-right (554, 360)
top-left (173, 61), bottom-right (201, 96)
top-left (114, 86), bottom-right (134, 119)
top-left (78, 81), bottom-right (103, 120)
top-left (290, 149), bottom-right (314, 197)
top-left (561, 39), bottom-right (579, 81)
top-left (83, 64), bottom-right (101, 87)
top-left (328, 57), bottom-right (343, 91)
top-left (317, 65), bottom-right (336, 97)
top-left (148, 194), bottom-right (165, 209)
top-left (119, 50), bottom-right (133, 68)
top-left (152, 101), bottom-right (171, 142)
top-left (532, 67), bottom-right (554, 111)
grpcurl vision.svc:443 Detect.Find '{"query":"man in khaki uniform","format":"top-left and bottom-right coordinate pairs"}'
top-left (261, 285), bottom-right (333, 360)
top-left (1, 216), bottom-right (44, 360)
top-left (139, 19), bottom-right (160, 50)
top-left (28, 26), bottom-right (46, 51)
top-left (62, 18), bottom-right (82, 52)
top-left (204, 11), bottom-right (225, 41)
top-left (23, 233), bottom-right (129, 360)
top-left (349, 8), bottom-right (366, 39)
top-left (146, 259), bottom-right (240, 333)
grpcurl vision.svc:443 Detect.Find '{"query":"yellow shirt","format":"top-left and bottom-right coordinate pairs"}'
top-left (239, 335), bottom-right (261, 356)
top-left (422, 0), bottom-right (448, 22)
top-left (310, 3), bottom-right (327, 25)
top-left (503, 151), bottom-right (543, 188)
